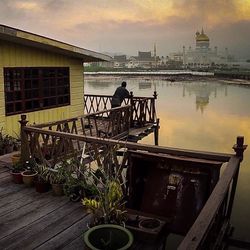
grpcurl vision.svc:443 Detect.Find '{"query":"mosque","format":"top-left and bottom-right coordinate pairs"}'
top-left (183, 28), bottom-right (233, 69)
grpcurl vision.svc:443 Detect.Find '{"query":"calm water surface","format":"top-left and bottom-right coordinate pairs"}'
top-left (85, 77), bottom-right (250, 241)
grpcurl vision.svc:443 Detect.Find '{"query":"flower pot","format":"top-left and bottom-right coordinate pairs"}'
top-left (138, 218), bottom-right (161, 231)
top-left (84, 224), bottom-right (133, 250)
top-left (11, 171), bottom-right (23, 184)
top-left (21, 171), bottom-right (37, 187)
top-left (35, 181), bottom-right (50, 193)
top-left (52, 183), bottom-right (64, 196)
top-left (11, 153), bottom-right (21, 165)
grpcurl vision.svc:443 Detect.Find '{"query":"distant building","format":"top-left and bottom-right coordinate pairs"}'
top-left (129, 50), bottom-right (159, 69)
top-left (113, 55), bottom-right (127, 68)
top-left (183, 28), bottom-right (234, 69)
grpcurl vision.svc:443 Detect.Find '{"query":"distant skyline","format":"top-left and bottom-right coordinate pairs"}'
top-left (1, 0), bottom-right (250, 59)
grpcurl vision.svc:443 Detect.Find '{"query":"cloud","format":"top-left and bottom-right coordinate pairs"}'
top-left (0, 0), bottom-right (249, 57)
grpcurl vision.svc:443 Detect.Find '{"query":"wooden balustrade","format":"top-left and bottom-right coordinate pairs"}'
top-left (84, 94), bottom-right (157, 127)
top-left (178, 137), bottom-right (247, 249)
top-left (19, 113), bottom-right (247, 249)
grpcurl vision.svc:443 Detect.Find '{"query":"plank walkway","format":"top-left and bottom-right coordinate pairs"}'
top-left (0, 155), bottom-right (92, 250)
top-left (0, 153), bottom-right (163, 250)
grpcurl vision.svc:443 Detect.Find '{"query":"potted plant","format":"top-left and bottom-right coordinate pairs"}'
top-left (62, 158), bottom-right (97, 201)
top-left (82, 146), bottom-right (133, 250)
top-left (0, 129), bottom-right (17, 155)
top-left (3, 134), bottom-right (16, 154)
top-left (11, 161), bottom-right (25, 184)
top-left (11, 152), bottom-right (21, 165)
top-left (34, 164), bottom-right (50, 193)
top-left (49, 167), bottom-right (67, 196)
top-left (21, 157), bottom-right (38, 187)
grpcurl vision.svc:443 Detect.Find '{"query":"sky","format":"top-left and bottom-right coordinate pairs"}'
top-left (0, 0), bottom-right (250, 59)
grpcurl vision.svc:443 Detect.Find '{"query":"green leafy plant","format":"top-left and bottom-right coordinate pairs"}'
top-left (81, 145), bottom-right (127, 226)
top-left (0, 128), bottom-right (18, 155)
top-left (35, 164), bottom-right (50, 183)
top-left (49, 167), bottom-right (67, 184)
top-left (12, 161), bottom-right (25, 173)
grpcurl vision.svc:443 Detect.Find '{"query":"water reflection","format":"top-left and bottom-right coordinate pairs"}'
top-left (139, 82), bottom-right (152, 90)
top-left (85, 77), bottom-right (250, 240)
top-left (182, 83), bottom-right (228, 114)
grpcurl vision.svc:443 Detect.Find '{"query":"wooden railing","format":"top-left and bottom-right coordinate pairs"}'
top-left (19, 106), bottom-right (132, 164)
top-left (84, 92), bottom-right (157, 127)
top-left (178, 137), bottom-right (247, 249)
top-left (21, 123), bottom-right (234, 167)
top-left (19, 114), bottom-right (247, 249)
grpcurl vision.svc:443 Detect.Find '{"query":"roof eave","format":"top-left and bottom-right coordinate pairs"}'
top-left (0, 24), bottom-right (111, 62)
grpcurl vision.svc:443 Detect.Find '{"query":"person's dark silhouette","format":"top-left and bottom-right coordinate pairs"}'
top-left (111, 81), bottom-right (130, 108)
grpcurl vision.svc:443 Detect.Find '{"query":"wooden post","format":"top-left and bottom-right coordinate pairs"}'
top-left (19, 114), bottom-right (29, 164)
top-left (130, 91), bottom-right (134, 128)
top-left (154, 118), bottom-right (160, 146)
top-left (226, 136), bottom-right (247, 219)
top-left (153, 91), bottom-right (157, 100)
top-left (233, 136), bottom-right (247, 160)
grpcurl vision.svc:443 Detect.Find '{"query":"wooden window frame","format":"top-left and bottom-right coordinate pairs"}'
top-left (4, 67), bottom-right (70, 116)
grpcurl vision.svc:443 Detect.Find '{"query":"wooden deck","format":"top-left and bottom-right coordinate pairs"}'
top-left (0, 156), bottom-right (164, 250)
top-left (0, 159), bottom-right (92, 250)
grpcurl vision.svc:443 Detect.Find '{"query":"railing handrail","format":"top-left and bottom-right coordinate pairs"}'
top-left (30, 106), bottom-right (131, 129)
top-left (31, 117), bottom-right (78, 128)
top-left (84, 94), bottom-right (155, 100)
top-left (85, 105), bottom-right (131, 117)
top-left (178, 155), bottom-right (240, 249)
top-left (23, 126), bottom-right (233, 162)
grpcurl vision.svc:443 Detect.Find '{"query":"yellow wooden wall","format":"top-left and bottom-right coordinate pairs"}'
top-left (0, 40), bottom-right (84, 137)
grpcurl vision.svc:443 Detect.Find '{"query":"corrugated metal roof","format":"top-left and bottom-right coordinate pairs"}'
top-left (0, 24), bottom-right (111, 62)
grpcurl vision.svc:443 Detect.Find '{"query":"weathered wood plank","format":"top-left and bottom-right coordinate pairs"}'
top-left (61, 235), bottom-right (85, 250)
top-left (0, 181), bottom-right (27, 197)
top-left (0, 170), bottom-right (11, 179)
top-left (0, 193), bottom-right (68, 240)
top-left (34, 213), bottom-right (92, 250)
top-left (0, 188), bottom-right (44, 217)
top-left (0, 202), bottom-right (86, 250)
top-left (178, 156), bottom-right (240, 250)
top-left (0, 166), bottom-right (10, 174)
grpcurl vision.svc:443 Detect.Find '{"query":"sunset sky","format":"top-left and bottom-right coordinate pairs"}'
top-left (0, 0), bottom-right (250, 59)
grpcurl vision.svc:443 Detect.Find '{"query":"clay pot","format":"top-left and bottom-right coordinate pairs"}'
top-left (11, 171), bottom-right (23, 184)
top-left (35, 181), bottom-right (50, 193)
top-left (84, 224), bottom-right (133, 250)
top-left (52, 183), bottom-right (64, 196)
top-left (21, 171), bottom-right (37, 187)
top-left (138, 218), bottom-right (161, 231)
top-left (11, 153), bottom-right (21, 165)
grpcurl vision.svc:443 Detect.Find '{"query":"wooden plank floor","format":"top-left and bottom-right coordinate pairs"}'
top-left (0, 162), bottom-right (91, 250)
top-left (0, 154), bottom-right (163, 250)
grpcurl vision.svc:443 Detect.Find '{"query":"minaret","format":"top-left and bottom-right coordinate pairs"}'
top-left (183, 46), bottom-right (186, 66)
top-left (214, 46), bottom-right (218, 56)
top-left (154, 43), bottom-right (157, 68)
top-left (225, 47), bottom-right (228, 61)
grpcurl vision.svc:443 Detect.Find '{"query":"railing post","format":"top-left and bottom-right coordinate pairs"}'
top-left (130, 91), bottom-right (134, 128)
top-left (154, 118), bottom-right (160, 146)
top-left (19, 114), bottom-right (29, 164)
top-left (153, 91), bottom-right (157, 122)
top-left (153, 91), bottom-right (158, 100)
top-left (233, 136), bottom-right (247, 160)
top-left (226, 136), bottom-right (247, 219)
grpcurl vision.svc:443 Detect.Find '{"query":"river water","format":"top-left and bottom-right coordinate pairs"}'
top-left (85, 76), bottom-right (250, 243)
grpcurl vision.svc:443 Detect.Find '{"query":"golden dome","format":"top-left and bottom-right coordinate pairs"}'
top-left (196, 28), bottom-right (209, 42)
